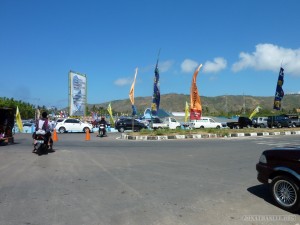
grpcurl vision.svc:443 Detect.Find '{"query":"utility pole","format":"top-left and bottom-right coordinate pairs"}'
top-left (243, 93), bottom-right (246, 115)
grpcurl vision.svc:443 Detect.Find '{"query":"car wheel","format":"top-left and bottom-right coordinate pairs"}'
top-left (235, 125), bottom-right (240, 129)
top-left (292, 123), bottom-right (297, 128)
top-left (277, 123), bottom-right (282, 128)
top-left (200, 126), bottom-right (204, 129)
top-left (118, 127), bottom-right (125, 133)
top-left (271, 176), bottom-right (300, 212)
top-left (216, 125), bottom-right (220, 129)
top-left (260, 124), bottom-right (265, 128)
top-left (58, 127), bottom-right (66, 133)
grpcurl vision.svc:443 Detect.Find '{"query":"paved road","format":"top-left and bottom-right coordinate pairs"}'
top-left (0, 133), bottom-right (299, 225)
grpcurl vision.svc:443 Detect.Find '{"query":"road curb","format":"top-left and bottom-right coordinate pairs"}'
top-left (120, 130), bottom-right (300, 140)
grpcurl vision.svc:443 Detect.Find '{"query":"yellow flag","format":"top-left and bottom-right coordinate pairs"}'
top-left (185, 101), bottom-right (189, 122)
top-left (190, 64), bottom-right (202, 120)
top-left (129, 68), bottom-right (138, 105)
top-left (249, 106), bottom-right (262, 119)
top-left (107, 103), bottom-right (115, 124)
top-left (16, 106), bottom-right (23, 132)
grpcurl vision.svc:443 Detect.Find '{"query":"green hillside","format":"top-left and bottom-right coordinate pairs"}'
top-left (88, 93), bottom-right (300, 116)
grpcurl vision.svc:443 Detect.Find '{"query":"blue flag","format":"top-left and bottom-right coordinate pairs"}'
top-left (151, 62), bottom-right (160, 116)
top-left (273, 67), bottom-right (284, 110)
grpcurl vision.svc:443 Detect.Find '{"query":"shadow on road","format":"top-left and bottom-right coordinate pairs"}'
top-left (247, 184), bottom-right (300, 215)
top-left (247, 184), bottom-right (273, 204)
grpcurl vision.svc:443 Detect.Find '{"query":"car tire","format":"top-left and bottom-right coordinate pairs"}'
top-left (277, 123), bottom-right (282, 128)
top-left (216, 125), bottom-right (220, 129)
top-left (270, 176), bottom-right (300, 213)
top-left (200, 126), bottom-right (204, 129)
top-left (118, 127), bottom-right (125, 133)
top-left (58, 127), bottom-right (66, 133)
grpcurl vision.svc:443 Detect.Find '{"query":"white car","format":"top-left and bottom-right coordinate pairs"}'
top-left (55, 118), bottom-right (93, 133)
top-left (162, 117), bottom-right (181, 129)
top-left (190, 117), bottom-right (222, 129)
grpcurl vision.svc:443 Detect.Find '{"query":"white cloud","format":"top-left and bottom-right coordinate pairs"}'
top-left (203, 57), bottom-right (227, 73)
top-left (139, 60), bottom-right (174, 73)
top-left (232, 43), bottom-right (300, 76)
top-left (159, 60), bottom-right (174, 73)
top-left (181, 59), bottom-right (199, 73)
top-left (114, 77), bottom-right (132, 86)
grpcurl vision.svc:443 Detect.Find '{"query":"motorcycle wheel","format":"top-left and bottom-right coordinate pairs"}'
top-left (36, 143), bottom-right (41, 155)
top-left (42, 144), bottom-right (48, 154)
top-left (36, 143), bottom-right (48, 155)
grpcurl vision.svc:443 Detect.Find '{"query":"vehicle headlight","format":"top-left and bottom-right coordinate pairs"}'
top-left (259, 154), bottom-right (267, 164)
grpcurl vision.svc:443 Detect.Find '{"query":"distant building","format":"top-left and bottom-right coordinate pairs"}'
top-left (172, 112), bottom-right (186, 117)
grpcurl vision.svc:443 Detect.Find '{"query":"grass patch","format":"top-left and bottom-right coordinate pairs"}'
top-left (129, 127), bottom-right (300, 136)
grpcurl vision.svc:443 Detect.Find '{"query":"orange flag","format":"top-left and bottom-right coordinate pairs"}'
top-left (129, 68), bottom-right (138, 105)
top-left (190, 64), bottom-right (202, 120)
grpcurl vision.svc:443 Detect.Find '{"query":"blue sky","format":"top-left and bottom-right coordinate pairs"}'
top-left (1, 0), bottom-right (300, 109)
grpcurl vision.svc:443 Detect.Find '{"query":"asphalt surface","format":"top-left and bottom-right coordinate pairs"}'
top-left (0, 132), bottom-right (299, 225)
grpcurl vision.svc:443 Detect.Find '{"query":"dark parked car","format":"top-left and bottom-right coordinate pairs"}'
top-left (267, 115), bottom-right (292, 128)
top-left (282, 114), bottom-right (300, 127)
top-left (256, 146), bottom-right (300, 212)
top-left (115, 117), bottom-right (148, 132)
top-left (226, 116), bottom-right (252, 129)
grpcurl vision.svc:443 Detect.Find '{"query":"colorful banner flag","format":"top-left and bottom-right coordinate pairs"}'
top-left (185, 101), bottom-right (189, 122)
top-left (190, 64), bottom-right (203, 120)
top-left (273, 67), bottom-right (285, 110)
top-left (69, 71), bottom-right (87, 116)
top-left (107, 103), bottom-right (115, 124)
top-left (129, 68), bottom-right (138, 116)
top-left (151, 61), bottom-right (160, 116)
top-left (249, 106), bottom-right (262, 119)
top-left (16, 106), bottom-right (23, 132)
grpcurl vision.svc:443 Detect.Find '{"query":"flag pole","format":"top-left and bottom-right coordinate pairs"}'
top-left (157, 48), bottom-right (161, 64)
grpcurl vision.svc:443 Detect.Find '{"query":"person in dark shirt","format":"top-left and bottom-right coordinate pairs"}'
top-left (98, 116), bottom-right (107, 136)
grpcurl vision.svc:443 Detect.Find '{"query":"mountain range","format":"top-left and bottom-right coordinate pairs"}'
top-left (88, 93), bottom-right (300, 115)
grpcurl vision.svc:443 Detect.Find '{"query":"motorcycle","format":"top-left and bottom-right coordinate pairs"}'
top-left (98, 124), bottom-right (107, 137)
top-left (34, 133), bottom-right (48, 155)
top-left (33, 130), bottom-right (53, 155)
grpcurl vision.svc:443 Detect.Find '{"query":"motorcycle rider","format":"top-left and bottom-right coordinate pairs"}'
top-left (98, 116), bottom-right (107, 137)
top-left (33, 111), bottom-right (53, 153)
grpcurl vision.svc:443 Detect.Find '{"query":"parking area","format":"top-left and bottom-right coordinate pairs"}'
top-left (0, 134), bottom-right (299, 225)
